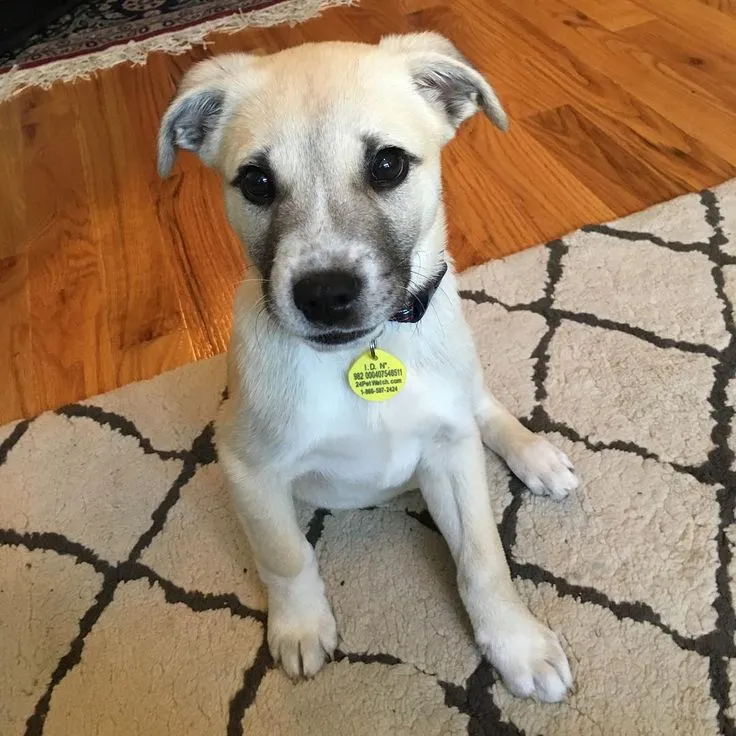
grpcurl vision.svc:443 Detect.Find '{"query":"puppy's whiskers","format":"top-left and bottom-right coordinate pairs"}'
top-left (243, 293), bottom-right (273, 351)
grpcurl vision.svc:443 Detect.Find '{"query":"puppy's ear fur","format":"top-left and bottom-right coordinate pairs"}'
top-left (157, 54), bottom-right (253, 177)
top-left (380, 32), bottom-right (508, 134)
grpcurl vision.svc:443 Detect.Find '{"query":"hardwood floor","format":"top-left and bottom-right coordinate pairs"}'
top-left (1, 0), bottom-right (735, 425)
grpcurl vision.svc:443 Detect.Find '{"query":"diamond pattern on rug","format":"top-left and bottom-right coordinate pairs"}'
top-left (83, 359), bottom-right (226, 454)
top-left (718, 187), bottom-right (736, 259)
top-left (41, 579), bottom-right (263, 736)
top-left (726, 268), bottom-right (736, 334)
top-left (318, 508), bottom-right (482, 684)
top-left (459, 245), bottom-right (550, 306)
top-left (465, 303), bottom-right (548, 419)
top-left (513, 439), bottom-right (720, 637)
top-left (555, 233), bottom-right (729, 348)
top-left (0, 412), bottom-right (186, 563)
top-left (492, 582), bottom-right (720, 736)
top-left (247, 660), bottom-right (471, 735)
top-left (1, 181), bottom-right (735, 735)
top-left (729, 378), bottom-right (736, 474)
top-left (140, 464), bottom-right (266, 610)
top-left (0, 546), bottom-right (104, 736)
top-left (545, 321), bottom-right (717, 466)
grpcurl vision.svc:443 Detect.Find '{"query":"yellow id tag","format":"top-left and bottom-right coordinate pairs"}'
top-left (348, 348), bottom-right (406, 402)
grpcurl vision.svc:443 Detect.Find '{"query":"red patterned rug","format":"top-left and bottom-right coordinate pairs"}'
top-left (0, 0), bottom-right (354, 101)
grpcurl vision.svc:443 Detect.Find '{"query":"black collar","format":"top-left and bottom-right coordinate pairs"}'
top-left (390, 262), bottom-right (448, 324)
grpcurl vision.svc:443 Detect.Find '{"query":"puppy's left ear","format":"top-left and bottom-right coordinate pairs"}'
top-left (157, 54), bottom-right (255, 178)
top-left (157, 88), bottom-right (226, 177)
top-left (380, 32), bottom-right (508, 135)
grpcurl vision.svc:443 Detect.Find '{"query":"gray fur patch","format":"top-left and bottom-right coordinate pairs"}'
top-left (412, 59), bottom-right (508, 131)
top-left (157, 89), bottom-right (226, 177)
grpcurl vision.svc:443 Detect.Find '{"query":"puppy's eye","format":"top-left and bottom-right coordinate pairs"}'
top-left (370, 147), bottom-right (409, 190)
top-left (237, 165), bottom-right (275, 206)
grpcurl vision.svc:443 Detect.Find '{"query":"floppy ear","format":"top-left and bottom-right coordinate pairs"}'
top-left (380, 32), bottom-right (508, 134)
top-left (157, 54), bottom-right (253, 177)
top-left (157, 88), bottom-right (226, 177)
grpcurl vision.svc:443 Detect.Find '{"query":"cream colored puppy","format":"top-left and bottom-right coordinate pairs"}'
top-left (158, 33), bottom-right (578, 702)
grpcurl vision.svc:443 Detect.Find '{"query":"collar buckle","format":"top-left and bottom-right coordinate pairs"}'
top-left (389, 262), bottom-right (448, 324)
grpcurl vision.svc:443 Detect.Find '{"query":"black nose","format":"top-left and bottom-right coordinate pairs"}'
top-left (292, 270), bottom-right (361, 326)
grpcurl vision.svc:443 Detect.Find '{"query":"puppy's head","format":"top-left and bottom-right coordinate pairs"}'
top-left (158, 33), bottom-right (507, 347)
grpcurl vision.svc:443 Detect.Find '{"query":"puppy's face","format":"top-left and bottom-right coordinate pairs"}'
top-left (158, 34), bottom-right (506, 347)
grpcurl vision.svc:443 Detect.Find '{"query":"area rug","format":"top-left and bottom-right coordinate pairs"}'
top-left (0, 0), bottom-right (354, 102)
top-left (2, 180), bottom-right (736, 736)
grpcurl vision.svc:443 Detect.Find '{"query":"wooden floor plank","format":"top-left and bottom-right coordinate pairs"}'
top-left (1, 101), bottom-right (36, 419)
top-left (494, 0), bottom-right (736, 166)
top-left (0, 254), bottom-right (34, 420)
top-left (622, 19), bottom-right (736, 107)
top-left (22, 86), bottom-right (116, 412)
top-left (560, 0), bottom-right (656, 31)
top-left (1, 0), bottom-right (735, 424)
top-left (635, 0), bottom-right (736, 48)
top-left (523, 105), bottom-right (668, 213)
top-left (454, 0), bottom-right (735, 189)
top-left (695, 0), bottom-right (735, 13)
top-left (81, 70), bottom-right (197, 388)
top-left (445, 116), bottom-right (616, 264)
top-left (406, 4), bottom-right (577, 119)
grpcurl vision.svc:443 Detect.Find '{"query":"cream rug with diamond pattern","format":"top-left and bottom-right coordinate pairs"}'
top-left (2, 181), bottom-right (736, 736)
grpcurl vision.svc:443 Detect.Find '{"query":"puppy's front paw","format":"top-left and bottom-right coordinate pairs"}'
top-left (267, 594), bottom-right (338, 678)
top-left (505, 436), bottom-right (578, 500)
top-left (480, 612), bottom-right (572, 702)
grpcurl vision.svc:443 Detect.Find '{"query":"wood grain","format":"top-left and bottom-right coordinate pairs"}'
top-left (621, 19), bottom-right (736, 108)
top-left (560, 0), bottom-right (656, 31)
top-left (1, 0), bottom-right (735, 424)
top-left (697, 0), bottom-right (735, 13)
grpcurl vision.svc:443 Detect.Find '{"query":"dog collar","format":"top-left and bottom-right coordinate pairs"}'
top-left (389, 262), bottom-right (448, 324)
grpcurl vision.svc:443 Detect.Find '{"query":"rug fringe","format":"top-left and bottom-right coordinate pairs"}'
top-left (0, 0), bottom-right (356, 102)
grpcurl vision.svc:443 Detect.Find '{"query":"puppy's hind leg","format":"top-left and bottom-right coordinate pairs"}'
top-left (219, 445), bottom-right (337, 678)
top-left (476, 391), bottom-right (578, 501)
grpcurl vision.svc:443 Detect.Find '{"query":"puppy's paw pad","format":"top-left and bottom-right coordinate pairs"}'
top-left (268, 609), bottom-right (338, 679)
top-left (507, 438), bottom-right (579, 500)
top-left (483, 618), bottom-right (572, 703)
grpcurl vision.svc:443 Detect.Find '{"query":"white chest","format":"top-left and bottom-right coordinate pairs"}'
top-left (287, 345), bottom-right (474, 506)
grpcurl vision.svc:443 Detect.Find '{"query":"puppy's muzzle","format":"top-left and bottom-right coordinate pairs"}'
top-left (292, 269), bottom-right (362, 327)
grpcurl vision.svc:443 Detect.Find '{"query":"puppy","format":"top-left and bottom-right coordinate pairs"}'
top-left (158, 33), bottom-right (578, 702)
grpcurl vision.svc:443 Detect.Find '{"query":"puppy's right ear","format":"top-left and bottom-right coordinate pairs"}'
top-left (380, 32), bottom-right (508, 136)
top-left (157, 54), bottom-right (253, 178)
